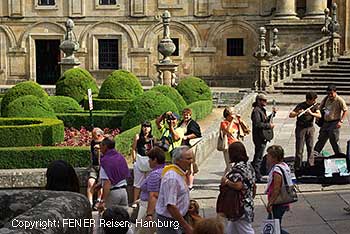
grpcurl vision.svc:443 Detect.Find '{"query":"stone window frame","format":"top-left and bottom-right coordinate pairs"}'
top-left (90, 34), bottom-right (122, 71)
top-left (221, 0), bottom-right (248, 9)
top-left (171, 38), bottom-right (180, 57)
top-left (98, 39), bottom-right (119, 70)
top-left (95, 0), bottom-right (120, 10)
top-left (35, 0), bottom-right (58, 10)
top-left (158, 0), bottom-right (184, 9)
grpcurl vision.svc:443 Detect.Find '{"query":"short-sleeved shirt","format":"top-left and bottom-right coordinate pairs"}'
top-left (155, 166), bottom-right (190, 218)
top-left (322, 95), bottom-right (348, 122)
top-left (140, 164), bottom-right (165, 201)
top-left (99, 167), bottom-right (127, 188)
top-left (220, 120), bottom-right (239, 145)
top-left (159, 125), bottom-right (185, 163)
top-left (293, 102), bottom-right (319, 128)
top-left (90, 140), bottom-right (101, 166)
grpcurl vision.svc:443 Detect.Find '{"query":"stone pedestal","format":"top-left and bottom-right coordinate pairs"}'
top-left (255, 59), bottom-right (271, 91)
top-left (304, 0), bottom-right (327, 19)
top-left (59, 57), bottom-right (80, 74)
top-left (275, 0), bottom-right (298, 19)
top-left (155, 63), bottom-right (179, 86)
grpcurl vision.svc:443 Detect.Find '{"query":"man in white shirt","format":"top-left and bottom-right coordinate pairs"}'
top-left (156, 146), bottom-right (193, 234)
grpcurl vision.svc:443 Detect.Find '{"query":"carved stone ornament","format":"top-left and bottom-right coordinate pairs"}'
top-left (157, 11), bottom-right (176, 64)
top-left (60, 19), bottom-right (80, 60)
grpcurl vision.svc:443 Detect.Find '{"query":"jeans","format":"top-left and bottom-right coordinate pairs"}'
top-left (268, 205), bottom-right (289, 234)
top-left (252, 136), bottom-right (267, 180)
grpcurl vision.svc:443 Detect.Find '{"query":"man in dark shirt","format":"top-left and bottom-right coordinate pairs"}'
top-left (251, 94), bottom-right (276, 183)
top-left (289, 92), bottom-right (321, 171)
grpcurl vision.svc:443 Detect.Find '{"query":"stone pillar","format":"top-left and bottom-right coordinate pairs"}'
top-left (275, 0), bottom-right (298, 19)
top-left (304, 0), bottom-right (327, 19)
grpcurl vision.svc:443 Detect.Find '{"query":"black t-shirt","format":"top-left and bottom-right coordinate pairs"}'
top-left (136, 137), bottom-right (154, 156)
top-left (90, 140), bottom-right (101, 166)
top-left (294, 102), bottom-right (319, 128)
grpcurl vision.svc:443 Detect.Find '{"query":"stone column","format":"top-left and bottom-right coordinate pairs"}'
top-left (275, 0), bottom-right (298, 19)
top-left (304, 0), bottom-right (327, 19)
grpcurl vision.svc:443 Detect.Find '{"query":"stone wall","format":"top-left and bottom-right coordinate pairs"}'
top-left (0, 190), bottom-right (92, 234)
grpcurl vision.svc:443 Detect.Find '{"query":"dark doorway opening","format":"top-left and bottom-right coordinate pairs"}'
top-left (35, 40), bottom-right (61, 85)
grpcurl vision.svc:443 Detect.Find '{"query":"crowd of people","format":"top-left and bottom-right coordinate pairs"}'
top-left (43, 84), bottom-right (349, 234)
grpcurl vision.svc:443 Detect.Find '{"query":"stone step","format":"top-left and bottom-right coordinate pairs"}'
top-left (319, 64), bottom-right (350, 69)
top-left (302, 72), bottom-right (350, 77)
top-left (338, 57), bottom-right (350, 61)
top-left (275, 89), bottom-right (350, 95)
top-left (294, 76), bottom-right (350, 82)
top-left (310, 68), bottom-right (350, 73)
top-left (275, 85), bottom-right (350, 90)
top-left (328, 61), bottom-right (350, 65)
top-left (283, 81), bottom-right (350, 86)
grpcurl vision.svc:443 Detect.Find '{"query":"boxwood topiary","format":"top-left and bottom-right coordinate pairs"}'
top-left (121, 91), bottom-right (178, 130)
top-left (6, 95), bottom-right (57, 119)
top-left (0, 118), bottom-right (64, 147)
top-left (55, 67), bottom-right (99, 103)
top-left (98, 70), bottom-right (143, 99)
top-left (48, 96), bottom-right (83, 113)
top-left (176, 76), bottom-right (212, 104)
top-left (1, 81), bottom-right (48, 117)
top-left (83, 97), bottom-right (132, 111)
top-left (186, 100), bottom-right (213, 121)
top-left (150, 85), bottom-right (187, 112)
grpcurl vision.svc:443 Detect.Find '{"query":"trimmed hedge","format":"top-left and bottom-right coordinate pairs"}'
top-left (7, 95), bottom-right (57, 119)
top-left (56, 68), bottom-right (99, 103)
top-left (176, 76), bottom-right (212, 104)
top-left (0, 118), bottom-right (64, 147)
top-left (83, 97), bottom-right (132, 111)
top-left (150, 85), bottom-right (187, 112)
top-left (0, 147), bottom-right (90, 169)
top-left (57, 111), bottom-right (124, 129)
top-left (1, 81), bottom-right (48, 117)
top-left (187, 100), bottom-right (213, 121)
top-left (121, 91), bottom-right (178, 130)
top-left (48, 96), bottom-right (83, 113)
top-left (98, 70), bottom-right (143, 100)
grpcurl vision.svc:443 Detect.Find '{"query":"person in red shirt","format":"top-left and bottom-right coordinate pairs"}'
top-left (220, 107), bottom-right (240, 174)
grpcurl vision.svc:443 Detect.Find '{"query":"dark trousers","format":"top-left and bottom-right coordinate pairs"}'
top-left (252, 136), bottom-right (267, 180)
top-left (314, 121), bottom-right (342, 154)
top-left (268, 205), bottom-right (289, 234)
top-left (295, 125), bottom-right (315, 169)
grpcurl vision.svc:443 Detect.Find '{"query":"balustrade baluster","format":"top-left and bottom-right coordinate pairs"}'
top-left (300, 55), bottom-right (305, 70)
top-left (294, 57), bottom-right (299, 73)
top-left (305, 51), bottom-right (310, 68)
top-left (281, 62), bottom-right (286, 80)
top-left (270, 66), bottom-right (275, 84)
top-left (311, 49), bottom-right (316, 66)
top-left (288, 59), bottom-right (293, 77)
top-left (276, 64), bottom-right (281, 83)
top-left (322, 44), bottom-right (327, 60)
top-left (317, 46), bottom-right (322, 63)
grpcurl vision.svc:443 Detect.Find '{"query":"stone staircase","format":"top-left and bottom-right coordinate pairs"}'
top-left (275, 56), bottom-right (350, 95)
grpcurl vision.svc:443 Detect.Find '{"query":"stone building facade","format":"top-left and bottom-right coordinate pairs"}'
top-left (0, 0), bottom-right (349, 87)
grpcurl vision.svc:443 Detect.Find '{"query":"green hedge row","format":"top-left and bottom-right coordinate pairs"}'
top-left (0, 146), bottom-right (90, 169)
top-left (0, 118), bottom-right (64, 147)
top-left (56, 111), bottom-right (124, 129)
top-left (83, 98), bottom-right (133, 111)
top-left (187, 100), bottom-right (213, 121)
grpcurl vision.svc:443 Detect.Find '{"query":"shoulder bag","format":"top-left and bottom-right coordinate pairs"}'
top-left (217, 129), bottom-right (228, 151)
top-left (216, 184), bottom-right (245, 221)
top-left (273, 166), bottom-right (298, 205)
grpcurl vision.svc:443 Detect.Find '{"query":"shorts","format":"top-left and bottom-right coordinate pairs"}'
top-left (88, 165), bottom-right (99, 180)
top-left (133, 163), bottom-right (148, 188)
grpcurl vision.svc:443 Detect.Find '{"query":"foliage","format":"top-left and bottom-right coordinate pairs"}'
top-left (1, 81), bottom-right (48, 116)
top-left (48, 96), bottom-right (83, 113)
top-left (98, 70), bottom-right (143, 100)
top-left (56, 111), bottom-right (124, 129)
top-left (186, 100), bottom-right (213, 121)
top-left (83, 97), bottom-right (132, 111)
top-left (0, 147), bottom-right (90, 169)
top-left (0, 118), bottom-right (64, 147)
top-left (150, 85), bottom-right (187, 112)
top-left (6, 95), bottom-right (57, 119)
top-left (176, 76), bottom-right (212, 104)
top-left (55, 67), bottom-right (99, 103)
top-left (121, 91), bottom-right (178, 130)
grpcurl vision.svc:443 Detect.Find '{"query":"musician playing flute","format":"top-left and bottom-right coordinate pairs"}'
top-left (289, 92), bottom-right (321, 171)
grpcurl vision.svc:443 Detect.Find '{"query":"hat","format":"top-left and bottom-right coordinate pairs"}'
top-left (256, 93), bottom-right (267, 101)
top-left (173, 113), bottom-right (180, 119)
top-left (142, 121), bottom-right (152, 127)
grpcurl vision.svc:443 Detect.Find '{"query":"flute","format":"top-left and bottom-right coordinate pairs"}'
top-left (297, 103), bottom-right (317, 117)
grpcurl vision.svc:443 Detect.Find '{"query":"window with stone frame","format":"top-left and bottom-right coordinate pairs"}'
top-left (171, 38), bottom-right (179, 56)
top-left (100, 0), bottom-right (117, 5)
top-left (98, 39), bottom-right (119, 69)
top-left (227, 38), bottom-right (244, 56)
top-left (38, 0), bottom-right (55, 5)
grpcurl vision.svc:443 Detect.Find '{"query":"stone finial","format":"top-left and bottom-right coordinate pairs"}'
top-left (254, 27), bottom-right (269, 60)
top-left (60, 19), bottom-right (80, 59)
top-left (322, 3), bottom-right (340, 36)
top-left (270, 28), bottom-right (280, 58)
top-left (157, 11), bottom-right (176, 64)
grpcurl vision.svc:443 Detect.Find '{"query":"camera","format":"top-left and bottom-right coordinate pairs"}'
top-left (165, 113), bottom-right (177, 122)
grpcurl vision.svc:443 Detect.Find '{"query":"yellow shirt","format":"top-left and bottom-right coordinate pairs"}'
top-left (160, 125), bottom-right (185, 163)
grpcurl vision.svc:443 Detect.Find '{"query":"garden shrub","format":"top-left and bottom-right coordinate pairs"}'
top-left (55, 67), bottom-right (99, 103)
top-left (150, 85), bottom-right (187, 112)
top-left (6, 95), bottom-right (57, 119)
top-left (121, 91), bottom-right (178, 130)
top-left (176, 76), bottom-right (212, 104)
top-left (0, 118), bottom-right (64, 147)
top-left (48, 96), bottom-right (83, 113)
top-left (1, 81), bottom-right (48, 116)
top-left (98, 70), bottom-right (143, 99)
top-left (57, 111), bottom-right (124, 129)
top-left (0, 147), bottom-right (89, 169)
top-left (186, 100), bottom-right (213, 121)
top-left (83, 97), bottom-right (132, 111)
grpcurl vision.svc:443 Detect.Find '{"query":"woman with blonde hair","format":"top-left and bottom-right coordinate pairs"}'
top-left (193, 218), bottom-right (224, 234)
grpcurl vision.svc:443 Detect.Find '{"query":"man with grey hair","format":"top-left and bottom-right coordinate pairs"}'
top-left (155, 146), bottom-right (193, 234)
top-left (87, 127), bottom-right (104, 209)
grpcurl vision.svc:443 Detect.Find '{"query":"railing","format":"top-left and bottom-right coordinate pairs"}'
top-left (268, 36), bottom-right (331, 88)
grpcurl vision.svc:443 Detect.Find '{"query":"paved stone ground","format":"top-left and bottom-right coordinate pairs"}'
top-left (192, 94), bottom-right (350, 234)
